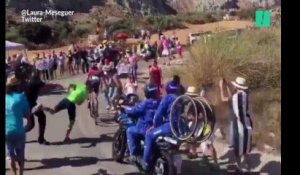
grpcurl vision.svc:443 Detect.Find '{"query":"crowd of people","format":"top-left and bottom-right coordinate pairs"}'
top-left (5, 34), bottom-right (253, 174)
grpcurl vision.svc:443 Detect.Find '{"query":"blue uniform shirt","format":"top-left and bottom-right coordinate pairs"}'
top-left (125, 99), bottom-right (159, 128)
top-left (153, 94), bottom-right (177, 128)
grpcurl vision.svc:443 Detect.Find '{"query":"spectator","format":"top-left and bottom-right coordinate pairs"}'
top-left (124, 76), bottom-right (138, 97)
top-left (48, 53), bottom-right (55, 80)
top-left (169, 36), bottom-right (177, 59)
top-left (35, 57), bottom-right (43, 79)
top-left (161, 35), bottom-right (171, 65)
top-left (25, 71), bottom-right (52, 145)
top-left (6, 75), bottom-right (32, 175)
top-left (219, 77), bottom-right (253, 172)
top-left (125, 49), bottom-right (138, 81)
top-left (52, 51), bottom-right (58, 79)
top-left (66, 50), bottom-right (74, 75)
top-left (58, 52), bottom-right (65, 77)
top-left (42, 53), bottom-right (49, 81)
top-left (149, 60), bottom-right (162, 95)
top-left (175, 37), bottom-right (183, 58)
top-left (20, 54), bottom-right (29, 64)
top-left (81, 47), bottom-right (89, 73)
top-left (73, 49), bottom-right (81, 74)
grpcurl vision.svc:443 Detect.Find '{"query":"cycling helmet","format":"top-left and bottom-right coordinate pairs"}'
top-left (166, 81), bottom-right (179, 94)
top-left (144, 84), bottom-right (158, 99)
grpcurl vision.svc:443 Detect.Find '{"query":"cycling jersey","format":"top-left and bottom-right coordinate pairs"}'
top-left (66, 83), bottom-right (88, 105)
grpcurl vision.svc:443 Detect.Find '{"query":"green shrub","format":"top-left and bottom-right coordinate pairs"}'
top-left (236, 8), bottom-right (256, 20)
top-left (19, 23), bottom-right (52, 44)
top-left (170, 27), bottom-right (281, 150)
top-left (73, 23), bottom-right (92, 37)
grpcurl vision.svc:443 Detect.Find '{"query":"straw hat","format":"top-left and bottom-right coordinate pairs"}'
top-left (103, 40), bottom-right (108, 44)
top-left (6, 75), bottom-right (20, 87)
top-left (185, 86), bottom-right (198, 96)
top-left (231, 76), bottom-right (248, 90)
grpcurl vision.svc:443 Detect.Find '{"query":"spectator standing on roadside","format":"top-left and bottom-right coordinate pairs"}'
top-left (219, 77), bottom-right (253, 172)
top-left (66, 50), bottom-right (74, 75)
top-left (161, 35), bottom-right (171, 65)
top-left (58, 52), bottom-right (65, 77)
top-left (25, 71), bottom-right (52, 145)
top-left (74, 49), bottom-right (81, 74)
top-left (42, 53), bottom-right (49, 81)
top-left (35, 57), bottom-right (43, 79)
top-left (52, 51), bottom-right (58, 79)
top-left (149, 60), bottom-right (162, 94)
top-left (125, 49), bottom-right (138, 81)
top-left (20, 54), bottom-right (29, 64)
top-left (48, 53), bottom-right (55, 80)
top-left (175, 37), bottom-right (183, 58)
top-left (81, 47), bottom-right (89, 73)
top-left (6, 75), bottom-right (32, 175)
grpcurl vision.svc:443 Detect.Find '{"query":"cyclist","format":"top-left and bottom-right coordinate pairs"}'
top-left (42, 83), bottom-right (88, 142)
top-left (123, 84), bottom-right (159, 163)
top-left (86, 63), bottom-right (103, 115)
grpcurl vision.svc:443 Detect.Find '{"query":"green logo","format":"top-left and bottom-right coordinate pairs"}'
top-left (255, 10), bottom-right (271, 28)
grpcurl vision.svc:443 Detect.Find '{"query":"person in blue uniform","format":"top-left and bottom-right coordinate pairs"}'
top-left (140, 80), bottom-right (180, 170)
top-left (125, 84), bottom-right (160, 163)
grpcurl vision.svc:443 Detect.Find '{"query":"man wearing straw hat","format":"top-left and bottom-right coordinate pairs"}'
top-left (219, 76), bottom-right (253, 172)
top-left (6, 75), bottom-right (33, 175)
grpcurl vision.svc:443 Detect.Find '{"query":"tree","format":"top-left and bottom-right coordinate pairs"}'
top-left (19, 23), bottom-right (52, 44)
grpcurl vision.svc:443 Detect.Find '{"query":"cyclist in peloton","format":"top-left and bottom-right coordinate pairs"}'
top-left (86, 62), bottom-right (103, 114)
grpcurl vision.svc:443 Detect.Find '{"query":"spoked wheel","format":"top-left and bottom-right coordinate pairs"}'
top-left (89, 93), bottom-right (99, 124)
top-left (153, 152), bottom-right (175, 175)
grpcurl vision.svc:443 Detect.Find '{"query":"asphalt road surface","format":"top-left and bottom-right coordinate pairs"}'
top-left (6, 58), bottom-right (281, 175)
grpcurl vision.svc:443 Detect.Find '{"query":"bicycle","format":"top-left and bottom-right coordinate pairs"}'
top-left (88, 91), bottom-right (99, 125)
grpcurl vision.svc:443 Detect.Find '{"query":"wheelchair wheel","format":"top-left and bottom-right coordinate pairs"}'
top-left (169, 95), bottom-right (198, 141)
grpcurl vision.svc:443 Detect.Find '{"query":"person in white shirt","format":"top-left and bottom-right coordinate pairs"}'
top-left (47, 54), bottom-right (54, 80)
top-left (20, 53), bottom-right (29, 64)
top-left (42, 53), bottom-right (49, 81)
top-left (124, 76), bottom-right (138, 96)
top-left (58, 52), bottom-right (65, 77)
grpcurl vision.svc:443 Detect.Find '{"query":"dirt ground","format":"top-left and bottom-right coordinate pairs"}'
top-left (7, 20), bottom-right (253, 62)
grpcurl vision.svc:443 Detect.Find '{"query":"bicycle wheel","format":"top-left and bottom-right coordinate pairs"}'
top-left (191, 97), bottom-right (215, 143)
top-left (170, 95), bottom-right (198, 141)
top-left (89, 93), bottom-right (99, 121)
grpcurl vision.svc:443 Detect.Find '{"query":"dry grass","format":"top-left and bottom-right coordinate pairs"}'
top-left (170, 27), bottom-right (281, 151)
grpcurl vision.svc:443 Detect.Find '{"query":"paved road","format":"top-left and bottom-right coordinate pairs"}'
top-left (6, 58), bottom-right (281, 175)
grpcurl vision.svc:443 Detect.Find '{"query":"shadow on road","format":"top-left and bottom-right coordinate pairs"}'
top-left (25, 156), bottom-right (113, 171)
top-left (219, 151), bottom-right (263, 170)
top-left (50, 134), bottom-right (114, 147)
top-left (182, 158), bottom-right (227, 175)
top-left (260, 161), bottom-right (281, 175)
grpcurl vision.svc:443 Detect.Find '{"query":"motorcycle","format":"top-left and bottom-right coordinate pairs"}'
top-left (112, 96), bottom-right (137, 162)
top-left (112, 97), bottom-right (182, 175)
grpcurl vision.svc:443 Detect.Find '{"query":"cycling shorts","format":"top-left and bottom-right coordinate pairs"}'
top-left (87, 79), bottom-right (100, 94)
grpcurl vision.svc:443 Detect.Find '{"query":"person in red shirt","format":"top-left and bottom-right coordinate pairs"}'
top-left (149, 60), bottom-right (162, 94)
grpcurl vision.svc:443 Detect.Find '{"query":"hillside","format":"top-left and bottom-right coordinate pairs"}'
top-left (6, 0), bottom-right (281, 15)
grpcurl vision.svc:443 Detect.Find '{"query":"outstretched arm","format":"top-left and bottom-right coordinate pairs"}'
top-left (124, 101), bottom-right (146, 117)
top-left (219, 79), bottom-right (231, 102)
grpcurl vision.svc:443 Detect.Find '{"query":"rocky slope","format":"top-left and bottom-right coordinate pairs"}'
top-left (7, 0), bottom-right (281, 15)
